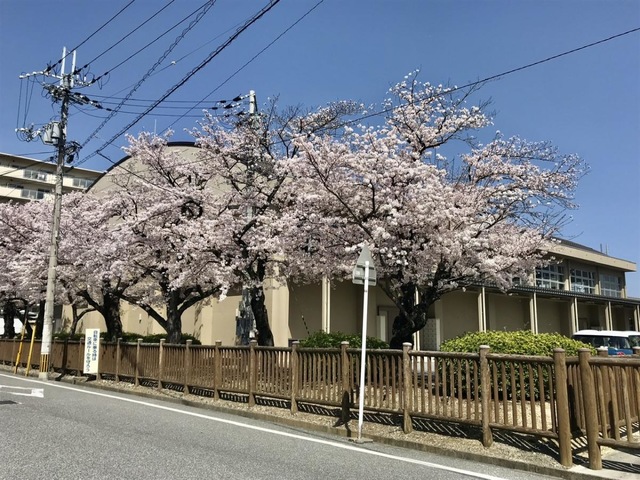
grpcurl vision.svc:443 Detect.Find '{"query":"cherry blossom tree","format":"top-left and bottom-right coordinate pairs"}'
top-left (0, 194), bottom-right (125, 339)
top-left (0, 200), bottom-right (52, 337)
top-left (192, 99), bottom-right (362, 345)
top-left (56, 192), bottom-right (131, 340)
top-left (102, 133), bottom-right (242, 344)
top-left (279, 75), bottom-right (585, 348)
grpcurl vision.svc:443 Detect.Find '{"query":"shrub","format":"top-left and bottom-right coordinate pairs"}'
top-left (119, 332), bottom-right (144, 343)
top-left (299, 331), bottom-right (388, 349)
top-left (438, 331), bottom-right (594, 401)
top-left (440, 330), bottom-right (594, 356)
top-left (52, 331), bottom-right (201, 345)
top-left (53, 332), bottom-right (84, 341)
top-left (141, 333), bottom-right (201, 345)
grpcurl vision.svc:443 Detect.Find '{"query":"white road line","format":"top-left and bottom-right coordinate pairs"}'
top-left (0, 373), bottom-right (510, 480)
top-left (0, 384), bottom-right (44, 397)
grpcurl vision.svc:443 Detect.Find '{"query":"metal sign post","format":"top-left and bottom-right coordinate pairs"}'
top-left (352, 245), bottom-right (376, 442)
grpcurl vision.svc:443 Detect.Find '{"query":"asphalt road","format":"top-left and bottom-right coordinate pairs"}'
top-left (0, 372), bottom-right (556, 480)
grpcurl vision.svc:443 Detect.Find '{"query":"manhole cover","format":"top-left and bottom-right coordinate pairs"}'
top-left (0, 400), bottom-right (18, 405)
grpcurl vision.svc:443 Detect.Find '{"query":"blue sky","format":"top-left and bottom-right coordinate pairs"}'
top-left (1, 0), bottom-right (639, 295)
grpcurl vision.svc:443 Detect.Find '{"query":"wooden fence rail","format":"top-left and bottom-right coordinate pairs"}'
top-left (1, 337), bottom-right (638, 471)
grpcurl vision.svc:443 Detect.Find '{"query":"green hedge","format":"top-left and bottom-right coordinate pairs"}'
top-left (439, 331), bottom-right (594, 401)
top-left (52, 332), bottom-right (201, 345)
top-left (299, 331), bottom-right (388, 349)
top-left (440, 330), bottom-right (594, 356)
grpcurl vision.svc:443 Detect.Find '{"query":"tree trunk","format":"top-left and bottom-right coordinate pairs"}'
top-left (102, 291), bottom-right (122, 340)
top-left (70, 304), bottom-right (81, 335)
top-left (21, 303), bottom-right (33, 338)
top-left (389, 310), bottom-right (426, 349)
top-left (387, 282), bottom-right (437, 350)
top-left (79, 287), bottom-right (123, 341)
top-left (35, 301), bottom-right (45, 339)
top-left (2, 301), bottom-right (17, 338)
top-left (250, 285), bottom-right (274, 346)
top-left (165, 291), bottom-right (183, 344)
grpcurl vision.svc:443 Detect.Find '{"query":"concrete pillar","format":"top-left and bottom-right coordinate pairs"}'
top-left (477, 287), bottom-right (487, 332)
top-left (529, 292), bottom-right (538, 334)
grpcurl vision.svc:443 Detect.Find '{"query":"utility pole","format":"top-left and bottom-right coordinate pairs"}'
top-left (17, 48), bottom-right (84, 379)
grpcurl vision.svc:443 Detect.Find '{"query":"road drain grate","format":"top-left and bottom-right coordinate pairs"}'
top-left (0, 400), bottom-right (18, 405)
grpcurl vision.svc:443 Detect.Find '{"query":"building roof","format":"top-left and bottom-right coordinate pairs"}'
top-left (547, 238), bottom-right (636, 272)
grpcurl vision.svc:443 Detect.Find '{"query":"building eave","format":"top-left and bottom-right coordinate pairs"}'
top-left (547, 240), bottom-right (636, 272)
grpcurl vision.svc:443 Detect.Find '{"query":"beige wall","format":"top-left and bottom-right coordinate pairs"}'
top-left (486, 293), bottom-right (529, 332)
top-left (439, 291), bottom-right (478, 341)
top-left (194, 295), bottom-right (240, 345)
top-left (61, 279), bottom-right (638, 349)
top-left (289, 282), bottom-right (322, 340)
top-left (264, 278), bottom-right (291, 346)
top-left (536, 299), bottom-right (570, 335)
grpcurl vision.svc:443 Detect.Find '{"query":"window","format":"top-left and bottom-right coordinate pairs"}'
top-left (535, 264), bottom-right (565, 290)
top-left (71, 177), bottom-right (93, 189)
top-left (570, 269), bottom-right (596, 294)
top-left (600, 274), bottom-right (622, 297)
top-left (21, 188), bottom-right (50, 200)
top-left (23, 169), bottom-right (48, 181)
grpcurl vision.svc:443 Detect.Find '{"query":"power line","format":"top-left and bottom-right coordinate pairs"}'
top-left (75, 0), bottom-right (321, 172)
top-left (43, 0), bottom-right (137, 75)
top-left (76, 0), bottom-right (283, 167)
top-left (163, 0), bottom-right (326, 134)
top-left (75, 0), bottom-right (178, 76)
top-left (76, 22), bottom-right (638, 184)
top-left (103, 24), bottom-right (640, 182)
top-left (78, 17), bottom-right (249, 103)
top-left (85, 1), bottom-right (212, 87)
top-left (337, 26), bottom-right (640, 129)
top-left (77, 0), bottom-right (219, 151)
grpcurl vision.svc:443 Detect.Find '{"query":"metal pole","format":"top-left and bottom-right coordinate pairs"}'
top-left (357, 261), bottom-right (370, 441)
top-left (39, 72), bottom-right (70, 380)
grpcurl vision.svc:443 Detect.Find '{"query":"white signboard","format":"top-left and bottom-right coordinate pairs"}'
top-left (83, 329), bottom-right (100, 374)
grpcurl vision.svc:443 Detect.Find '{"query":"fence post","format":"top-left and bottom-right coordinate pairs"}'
top-left (52, 337), bottom-right (58, 373)
top-left (248, 340), bottom-right (257, 407)
top-left (96, 339), bottom-right (103, 381)
top-left (11, 338), bottom-right (17, 369)
top-left (115, 338), bottom-right (121, 382)
top-left (79, 337), bottom-right (85, 376)
top-left (135, 338), bottom-right (142, 387)
top-left (340, 341), bottom-right (350, 394)
top-left (479, 345), bottom-right (493, 447)
top-left (290, 341), bottom-right (299, 414)
top-left (553, 348), bottom-right (572, 467)
top-left (214, 340), bottom-right (221, 400)
top-left (402, 343), bottom-right (413, 434)
top-left (184, 339), bottom-right (192, 395)
top-left (578, 348), bottom-right (602, 470)
top-left (596, 346), bottom-right (611, 440)
top-left (157, 339), bottom-right (165, 391)
top-left (63, 338), bottom-right (69, 375)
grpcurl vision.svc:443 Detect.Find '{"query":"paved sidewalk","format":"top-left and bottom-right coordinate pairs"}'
top-left (572, 448), bottom-right (640, 480)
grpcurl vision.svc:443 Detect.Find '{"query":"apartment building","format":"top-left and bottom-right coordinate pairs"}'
top-left (0, 152), bottom-right (102, 203)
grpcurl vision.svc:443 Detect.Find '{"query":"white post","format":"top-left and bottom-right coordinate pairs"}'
top-left (357, 261), bottom-right (370, 442)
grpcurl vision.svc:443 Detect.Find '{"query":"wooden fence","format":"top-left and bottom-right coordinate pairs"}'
top-left (1, 337), bottom-right (638, 470)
